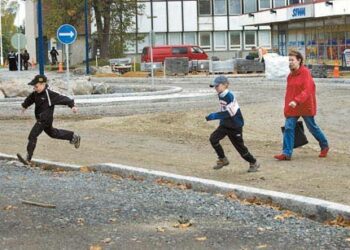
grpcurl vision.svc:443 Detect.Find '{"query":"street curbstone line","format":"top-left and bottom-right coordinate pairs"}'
top-left (1, 152), bottom-right (349, 223)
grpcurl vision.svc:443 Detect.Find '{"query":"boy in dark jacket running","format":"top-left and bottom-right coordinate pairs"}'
top-left (206, 76), bottom-right (260, 172)
top-left (19, 75), bottom-right (81, 165)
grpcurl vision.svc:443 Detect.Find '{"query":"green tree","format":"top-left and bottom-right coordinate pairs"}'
top-left (1, 1), bottom-right (17, 57)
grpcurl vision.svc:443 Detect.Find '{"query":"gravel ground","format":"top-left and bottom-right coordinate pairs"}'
top-left (1, 160), bottom-right (349, 250)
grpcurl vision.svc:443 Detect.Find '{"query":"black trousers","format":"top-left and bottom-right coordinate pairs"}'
top-left (27, 121), bottom-right (74, 160)
top-left (209, 126), bottom-right (256, 164)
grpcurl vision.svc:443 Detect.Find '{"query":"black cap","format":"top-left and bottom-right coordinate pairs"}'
top-left (28, 75), bottom-right (47, 86)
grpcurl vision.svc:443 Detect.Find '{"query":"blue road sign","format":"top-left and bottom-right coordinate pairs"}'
top-left (57, 24), bottom-right (78, 45)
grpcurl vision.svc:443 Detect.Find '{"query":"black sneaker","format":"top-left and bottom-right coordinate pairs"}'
top-left (213, 157), bottom-right (229, 170)
top-left (70, 134), bottom-right (81, 149)
top-left (17, 153), bottom-right (31, 166)
top-left (248, 161), bottom-right (260, 173)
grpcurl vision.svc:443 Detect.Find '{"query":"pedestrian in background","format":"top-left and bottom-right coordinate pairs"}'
top-left (274, 50), bottom-right (329, 161)
top-left (50, 47), bottom-right (59, 65)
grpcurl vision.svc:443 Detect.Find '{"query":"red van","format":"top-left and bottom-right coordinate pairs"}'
top-left (141, 45), bottom-right (208, 63)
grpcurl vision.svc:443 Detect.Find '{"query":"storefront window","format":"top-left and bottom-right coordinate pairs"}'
top-left (183, 33), bottom-right (197, 45)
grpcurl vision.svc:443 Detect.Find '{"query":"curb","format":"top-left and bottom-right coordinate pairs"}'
top-left (1, 153), bottom-right (349, 222)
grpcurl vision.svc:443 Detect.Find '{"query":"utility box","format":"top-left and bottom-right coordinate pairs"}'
top-left (309, 64), bottom-right (328, 78)
top-left (164, 57), bottom-right (189, 76)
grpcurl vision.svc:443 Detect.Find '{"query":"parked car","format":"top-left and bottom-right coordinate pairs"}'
top-left (141, 45), bottom-right (208, 63)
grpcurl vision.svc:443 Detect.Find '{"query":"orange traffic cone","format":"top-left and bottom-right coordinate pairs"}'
top-left (57, 62), bottom-right (64, 73)
top-left (333, 61), bottom-right (340, 78)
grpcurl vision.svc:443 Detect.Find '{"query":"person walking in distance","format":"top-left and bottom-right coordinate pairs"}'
top-left (274, 50), bottom-right (329, 161)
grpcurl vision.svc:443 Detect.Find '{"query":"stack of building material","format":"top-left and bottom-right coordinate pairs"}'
top-left (309, 64), bottom-right (328, 78)
top-left (264, 53), bottom-right (289, 79)
top-left (164, 57), bottom-right (189, 76)
top-left (189, 60), bottom-right (210, 72)
top-left (235, 59), bottom-right (265, 74)
top-left (209, 59), bottom-right (235, 74)
top-left (141, 62), bottom-right (163, 72)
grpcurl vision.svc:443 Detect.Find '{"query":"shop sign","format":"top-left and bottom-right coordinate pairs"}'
top-left (288, 5), bottom-right (314, 20)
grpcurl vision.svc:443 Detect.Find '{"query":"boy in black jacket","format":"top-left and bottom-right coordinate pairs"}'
top-left (18, 75), bottom-right (81, 165)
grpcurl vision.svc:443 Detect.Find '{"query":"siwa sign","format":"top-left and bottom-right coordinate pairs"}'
top-left (288, 5), bottom-right (314, 20)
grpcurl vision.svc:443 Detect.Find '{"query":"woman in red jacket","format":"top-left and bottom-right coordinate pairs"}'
top-left (274, 50), bottom-right (329, 160)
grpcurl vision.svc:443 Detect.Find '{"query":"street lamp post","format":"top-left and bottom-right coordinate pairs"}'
top-left (0, 0), bottom-right (3, 66)
top-left (146, 15), bottom-right (157, 88)
top-left (37, 0), bottom-right (45, 75)
top-left (84, 0), bottom-right (90, 75)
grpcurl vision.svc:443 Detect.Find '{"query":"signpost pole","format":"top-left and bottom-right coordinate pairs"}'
top-left (17, 32), bottom-right (20, 72)
top-left (66, 44), bottom-right (70, 94)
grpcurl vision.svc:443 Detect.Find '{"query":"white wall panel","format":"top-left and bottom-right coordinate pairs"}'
top-left (153, 2), bottom-right (167, 32)
top-left (137, 2), bottom-right (151, 33)
top-left (198, 17), bottom-right (213, 31)
top-left (183, 1), bottom-right (197, 31)
top-left (168, 1), bottom-right (182, 32)
top-left (214, 16), bottom-right (228, 31)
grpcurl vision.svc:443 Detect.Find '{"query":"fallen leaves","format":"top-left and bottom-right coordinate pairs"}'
top-left (225, 192), bottom-right (238, 200)
top-left (89, 245), bottom-right (102, 250)
top-left (101, 238), bottom-right (112, 244)
top-left (326, 216), bottom-right (350, 228)
top-left (76, 218), bottom-right (85, 226)
top-left (108, 218), bottom-right (117, 223)
top-left (80, 166), bottom-right (95, 173)
top-left (128, 175), bottom-right (144, 182)
top-left (174, 217), bottom-right (192, 229)
top-left (195, 236), bottom-right (207, 241)
top-left (274, 211), bottom-right (298, 221)
top-left (156, 226), bottom-right (165, 232)
top-left (3, 205), bottom-right (18, 211)
top-left (155, 178), bottom-right (192, 190)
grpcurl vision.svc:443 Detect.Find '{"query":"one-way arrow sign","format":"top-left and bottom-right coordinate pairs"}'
top-left (57, 24), bottom-right (77, 45)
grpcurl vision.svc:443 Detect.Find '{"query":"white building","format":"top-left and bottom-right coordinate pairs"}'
top-left (25, 0), bottom-right (350, 64)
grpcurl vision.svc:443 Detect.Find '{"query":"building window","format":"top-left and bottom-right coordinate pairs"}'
top-left (199, 0), bottom-right (211, 15)
top-left (229, 31), bottom-right (241, 50)
top-left (274, 0), bottom-right (286, 8)
top-left (155, 33), bottom-right (166, 46)
top-left (258, 30), bottom-right (271, 48)
top-left (288, 0), bottom-right (300, 4)
top-left (214, 32), bottom-right (227, 50)
top-left (168, 33), bottom-right (182, 45)
top-left (244, 0), bottom-right (257, 14)
top-left (199, 32), bottom-right (212, 50)
top-left (138, 34), bottom-right (150, 53)
top-left (184, 32), bottom-right (197, 45)
top-left (244, 30), bottom-right (256, 49)
top-left (229, 0), bottom-right (241, 15)
top-left (259, 0), bottom-right (271, 9)
top-left (214, 0), bottom-right (227, 15)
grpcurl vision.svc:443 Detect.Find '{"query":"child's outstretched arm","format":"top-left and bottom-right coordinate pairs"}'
top-left (48, 90), bottom-right (75, 108)
top-left (21, 92), bottom-right (35, 112)
top-left (206, 111), bottom-right (230, 121)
